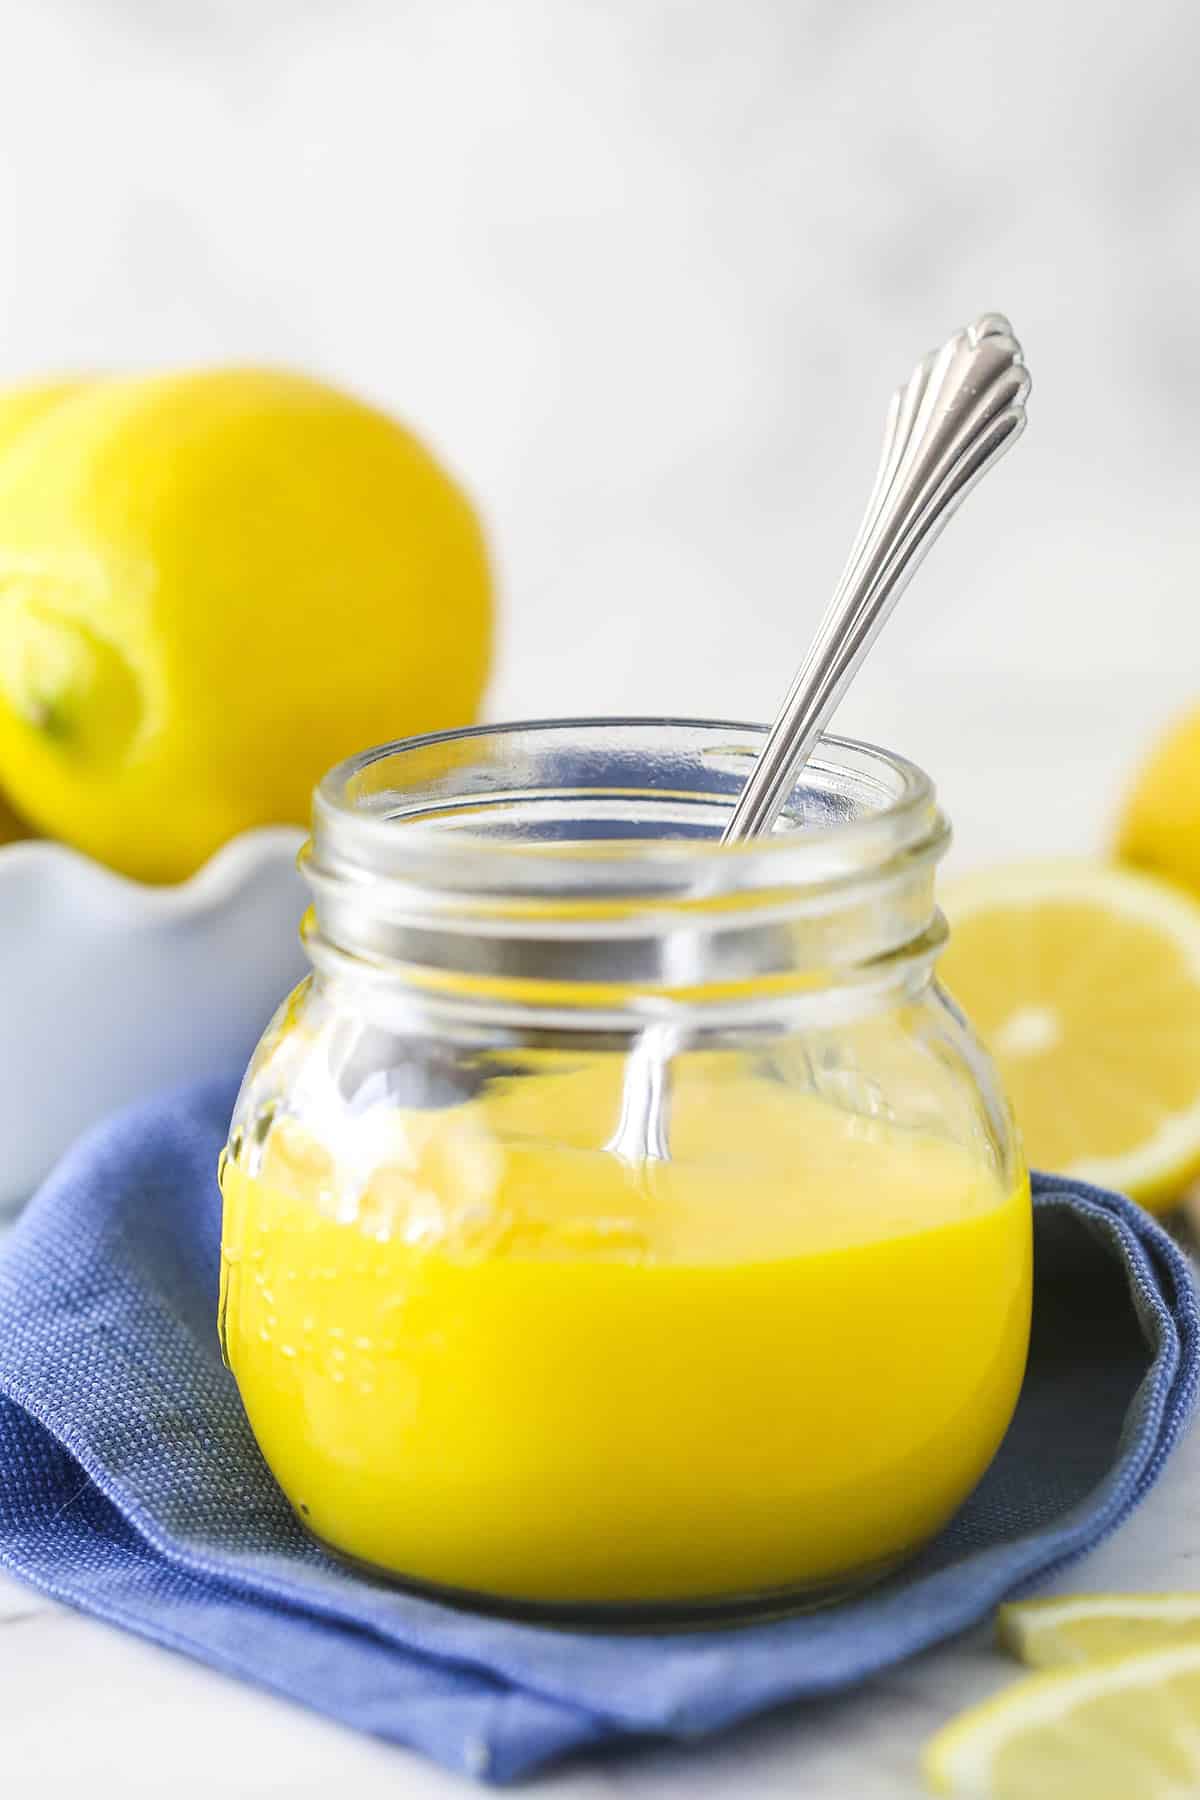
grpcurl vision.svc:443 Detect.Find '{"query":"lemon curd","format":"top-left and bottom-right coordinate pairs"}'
top-left (219, 1053), bottom-right (1031, 1612)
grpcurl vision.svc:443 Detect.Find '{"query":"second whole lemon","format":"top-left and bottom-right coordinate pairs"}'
top-left (1118, 704), bottom-right (1200, 897)
top-left (0, 368), bottom-right (492, 882)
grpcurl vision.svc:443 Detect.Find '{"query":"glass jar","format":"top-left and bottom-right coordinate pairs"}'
top-left (218, 719), bottom-right (1031, 1624)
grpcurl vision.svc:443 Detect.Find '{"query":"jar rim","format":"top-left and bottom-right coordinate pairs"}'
top-left (304, 718), bottom-right (949, 1029)
top-left (312, 716), bottom-right (943, 902)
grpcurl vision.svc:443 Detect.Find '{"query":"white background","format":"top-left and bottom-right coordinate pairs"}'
top-left (1, 0), bottom-right (1198, 871)
top-left (2, 4), bottom-right (1199, 1795)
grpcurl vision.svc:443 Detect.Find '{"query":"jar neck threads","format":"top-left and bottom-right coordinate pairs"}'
top-left (303, 718), bottom-right (950, 1035)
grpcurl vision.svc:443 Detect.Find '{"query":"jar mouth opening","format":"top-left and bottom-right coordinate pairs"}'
top-left (312, 717), bottom-right (943, 902)
top-left (305, 719), bottom-right (949, 1025)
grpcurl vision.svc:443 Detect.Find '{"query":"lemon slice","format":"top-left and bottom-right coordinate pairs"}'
top-left (923, 1641), bottom-right (1200, 1797)
top-left (998, 1592), bottom-right (1200, 1668)
top-left (938, 861), bottom-right (1200, 1208)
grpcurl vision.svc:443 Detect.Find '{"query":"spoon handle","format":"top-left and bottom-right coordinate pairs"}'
top-left (721, 314), bottom-right (1030, 845)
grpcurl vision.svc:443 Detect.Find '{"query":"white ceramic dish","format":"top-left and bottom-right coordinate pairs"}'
top-left (0, 826), bottom-right (308, 1212)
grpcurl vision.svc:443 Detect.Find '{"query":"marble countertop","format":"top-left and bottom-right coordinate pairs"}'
top-left (2, 1412), bottom-right (1196, 1798)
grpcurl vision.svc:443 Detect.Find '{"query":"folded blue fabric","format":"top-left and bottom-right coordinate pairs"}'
top-left (0, 1080), bottom-right (1196, 1784)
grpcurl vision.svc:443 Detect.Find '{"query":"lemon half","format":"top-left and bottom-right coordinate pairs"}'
top-left (998, 1592), bottom-right (1200, 1669)
top-left (925, 1638), bottom-right (1200, 1798)
top-left (938, 861), bottom-right (1200, 1208)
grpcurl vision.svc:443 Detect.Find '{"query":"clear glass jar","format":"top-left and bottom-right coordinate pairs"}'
top-left (218, 719), bottom-right (1031, 1624)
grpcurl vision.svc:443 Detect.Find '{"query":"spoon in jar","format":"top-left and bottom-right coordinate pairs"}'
top-left (606, 312), bottom-right (1031, 1163)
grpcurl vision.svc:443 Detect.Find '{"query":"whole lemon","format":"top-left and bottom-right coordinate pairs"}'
top-left (0, 375), bottom-right (92, 845)
top-left (0, 375), bottom-right (93, 451)
top-left (0, 785), bottom-right (30, 848)
top-left (0, 369), bottom-right (491, 882)
top-left (1118, 707), bottom-right (1200, 897)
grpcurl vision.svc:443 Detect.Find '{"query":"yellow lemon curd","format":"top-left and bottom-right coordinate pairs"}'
top-left (219, 1055), bottom-right (1031, 1611)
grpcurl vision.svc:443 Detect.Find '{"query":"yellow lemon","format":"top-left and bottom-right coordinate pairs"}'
top-left (0, 784), bottom-right (30, 847)
top-left (0, 376), bottom-right (95, 455)
top-left (0, 368), bottom-right (491, 882)
top-left (939, 861), bottom-right (1200, 1208)
top-left (1118, 705), bottom-right (1200, 897)
top-left (998, 1592), bottom-right (1200, 1669)
top-left (0, 379), bottom-right (91, 845)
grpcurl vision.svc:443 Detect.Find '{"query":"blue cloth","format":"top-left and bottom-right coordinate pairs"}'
top-left (0, 1080), bottom-right (1196, 1784)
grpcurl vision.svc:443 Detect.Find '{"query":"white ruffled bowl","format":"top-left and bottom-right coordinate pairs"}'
top-left (0, 826), bottom-right (308, 1212)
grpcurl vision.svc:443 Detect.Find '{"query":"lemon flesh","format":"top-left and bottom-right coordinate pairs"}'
top-left (999, 1592), bottom-right (1200, 1669)
top-left (924, 1640), bottom-right (1200, 1798)
top-left (0, 368), bottom-right (492, 882)
top-left (939, 862), bottom-right (1200, 1209)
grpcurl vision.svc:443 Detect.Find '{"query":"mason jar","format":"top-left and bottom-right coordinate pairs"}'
top-left (218, 719), bottom-right (1031, 1623)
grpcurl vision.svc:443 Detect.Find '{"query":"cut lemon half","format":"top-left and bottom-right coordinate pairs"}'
top-left (939, 861), bottom-right (1200, 1208)
top-left (923, 1640), bottom-right (1200, 1797)
top-left (999, 1592), bottom-right (1200, 1669)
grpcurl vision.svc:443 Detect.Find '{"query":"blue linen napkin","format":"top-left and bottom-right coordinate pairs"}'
top-left (0, 1080), bottom-right (1196, 1785)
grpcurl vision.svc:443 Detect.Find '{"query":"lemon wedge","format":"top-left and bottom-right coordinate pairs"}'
top-left (998, 1592), bottom-right (1200, 1668)
top-left (924, 1640), bottom-right (1200, 1797)
top-left (938, 861), bottom-right (1200, 1208)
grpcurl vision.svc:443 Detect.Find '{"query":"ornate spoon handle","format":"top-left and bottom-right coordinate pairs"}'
top-left (722, 314), bottom-right (1029, 843)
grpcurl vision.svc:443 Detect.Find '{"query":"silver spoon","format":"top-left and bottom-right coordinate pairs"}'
top-left (607, 312), bottom-right (1031, 1163)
